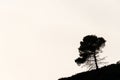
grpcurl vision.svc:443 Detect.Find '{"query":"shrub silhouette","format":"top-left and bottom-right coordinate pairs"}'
top-left (59, 63), bottom-right (120, 80)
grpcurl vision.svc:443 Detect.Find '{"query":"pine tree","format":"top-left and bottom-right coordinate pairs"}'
top-left (75, 35), bottom-right (106, 70)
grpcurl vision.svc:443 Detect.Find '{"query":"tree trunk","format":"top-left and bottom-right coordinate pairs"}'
top-left (93, 53), bottom-right (99, 70)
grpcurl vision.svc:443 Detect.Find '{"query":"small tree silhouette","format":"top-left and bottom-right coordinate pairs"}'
top-left (75, 35), bottom-right (106, 70)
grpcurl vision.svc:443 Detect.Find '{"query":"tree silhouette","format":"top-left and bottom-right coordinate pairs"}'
top-left (75, 35), bottom-right (106, 70)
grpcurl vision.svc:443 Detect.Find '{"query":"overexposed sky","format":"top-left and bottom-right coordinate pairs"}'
top-left (0, 0), bottom-right (120, 80)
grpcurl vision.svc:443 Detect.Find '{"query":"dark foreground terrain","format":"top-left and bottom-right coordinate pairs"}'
top-left (59, 64), bottom-right (120, 80)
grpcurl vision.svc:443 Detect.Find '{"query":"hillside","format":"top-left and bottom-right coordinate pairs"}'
top-left (58, 64), bottom-right (120, 80)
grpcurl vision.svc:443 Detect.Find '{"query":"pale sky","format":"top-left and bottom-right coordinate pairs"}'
top-left (0, 0), bottom-right (120, 80)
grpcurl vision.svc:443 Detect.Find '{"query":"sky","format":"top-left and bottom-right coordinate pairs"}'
top-left (0, 0), bottom-right (120, 80)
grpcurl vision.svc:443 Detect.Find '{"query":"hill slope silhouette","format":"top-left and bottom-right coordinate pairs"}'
top-left (58, 63), bottom-right (120, 80)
